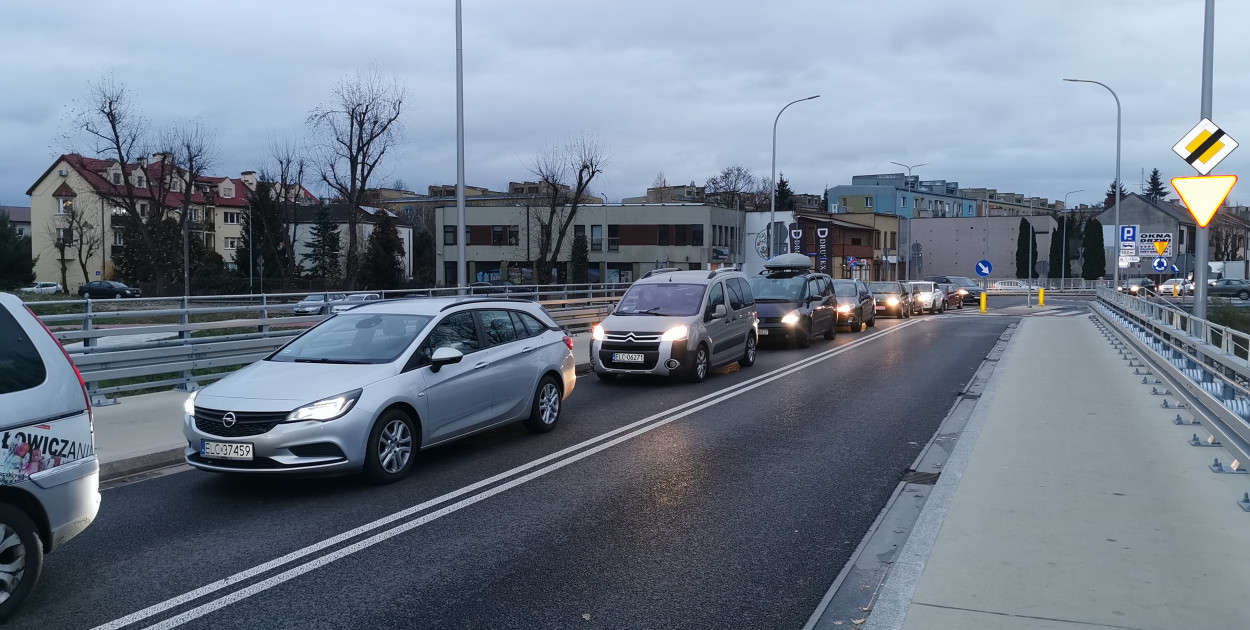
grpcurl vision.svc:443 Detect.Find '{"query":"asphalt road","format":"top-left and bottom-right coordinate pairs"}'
top-left (16, 313), bottom-right (1012, 630)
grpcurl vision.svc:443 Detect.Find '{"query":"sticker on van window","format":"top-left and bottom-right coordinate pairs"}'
top-left (1, 419), bottom-right (94, 485)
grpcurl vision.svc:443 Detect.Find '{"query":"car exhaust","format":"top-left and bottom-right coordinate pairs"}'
top-left (665, 359), bottom-right (680, 370)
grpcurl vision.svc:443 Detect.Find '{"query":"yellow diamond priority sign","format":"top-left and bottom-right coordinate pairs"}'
top-left (1172, 175), bottom-right (1237, 228)
top-left (1173, 118), bottom-right (1237, 175)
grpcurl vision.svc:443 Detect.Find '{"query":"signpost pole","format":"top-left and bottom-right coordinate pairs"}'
top-left (1193, 0), bottom-right (1215, 319)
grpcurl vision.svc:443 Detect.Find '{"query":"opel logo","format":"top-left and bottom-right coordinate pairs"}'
top-left (222, 412), bottom-right (237, 428)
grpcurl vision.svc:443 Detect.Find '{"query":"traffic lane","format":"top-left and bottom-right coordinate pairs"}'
top-left (14, 319), bottom-right (913, 630)
top-left (168, 317), bottom-right (1011, 630)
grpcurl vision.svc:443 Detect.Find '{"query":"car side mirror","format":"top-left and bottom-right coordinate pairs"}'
top-left (430, 347), bottom-right (464, 373)
top-left (708, 304), bottom-right (727, 320)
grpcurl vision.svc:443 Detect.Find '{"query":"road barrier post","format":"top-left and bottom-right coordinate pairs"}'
top-left (980, 292), bottom-right (987, 313)
top-left (1039, 288), bottom-right (1045, 307)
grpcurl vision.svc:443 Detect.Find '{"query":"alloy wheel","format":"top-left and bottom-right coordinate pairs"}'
top-left (538, 382), bottom-right (560, 425)
top-left (0, 524), bottom-right (26, 605)
top-left (376, 419), bottom-right (413, 474)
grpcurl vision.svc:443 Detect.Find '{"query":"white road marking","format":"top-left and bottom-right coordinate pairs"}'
top-left (95, 320), bottom-right (921, 630)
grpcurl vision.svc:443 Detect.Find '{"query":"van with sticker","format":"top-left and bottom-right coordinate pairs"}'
top-left (0, 292), bottom-right (100, 620)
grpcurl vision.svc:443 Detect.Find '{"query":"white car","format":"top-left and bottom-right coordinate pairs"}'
top-left (330, 293), bottom-right (382, 314)
top-left (989, 280), bottom-right (1040, 291)
top-left (909, 281), bottom-right (946, 313)
top-left (1159, 278), bottom-right (1194, 295)
top-left (18, 282), bottom-right (62, 294)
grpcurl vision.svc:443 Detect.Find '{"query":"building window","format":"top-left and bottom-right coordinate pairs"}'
top-left (864, 197), bottom-right (873, 208)
top-left (492, 225), bottom-right (504, 246)
top-left (223, 211), bottom-right (240, 225)
top-left (112, 172), bottom-right (121, 185)
top-left (728, 227), bottom-right (735, 253)
top-left (113, 230), bottom-right (124, 246)
top-left (138, 202), bottom-right (148, 218)
top-left (224, 237), bottom-right (239, 249)
top-left (851, 237), bottom-right (862, 246)
top-left (574, 224), bottom-right (586, 240)
top-left (443, 225), bottom-right (456, 245)
top-left (56, 228), bottom-right (73, 246)
top-left (676, 225), bottom-right (688, 246)
top-left (137, 177), bottom-right (146, 188)
top-left (658, 224), bottom-right (670, 246)
top-left (591, 225), bottom-right (603, 252)
top-left (204, 234), bottom-right (214, 249)
top-left (693, 224), bottom-right (704, 246)
top-left (465, 225), bottom-right (471, 245)
top-left (221, 185), bottom-right (233, 199)
top-left (841, 198), bottom-right (848, 208)
top-left (57, 198), bottom-right (73, 215)
top-left (608, 224), bottom-right (619, 251)
top-left (188, 208), bottom-right (200, 223)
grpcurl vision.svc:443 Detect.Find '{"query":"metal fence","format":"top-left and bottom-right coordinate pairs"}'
top-left (30, 283), bottom-right (630, 404)
top-left (1095, 287), bottom-right (1250, 465)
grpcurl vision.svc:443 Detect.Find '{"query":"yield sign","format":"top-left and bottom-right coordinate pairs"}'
top-left (1173, 175), bottom-right (1238, 228)
top-left (1153, 241), bottom-right (1169, 256)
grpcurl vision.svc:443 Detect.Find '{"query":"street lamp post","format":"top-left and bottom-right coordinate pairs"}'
top-left (889, 162), bottom-right (926, 281)
top-left (1064, 78), bottom-right (1121, 291)
top-left (454, 0), bottom-right (468, 290)
top-left (769, 95), bottom-right (820, 259)
top-left (1062, 189), bottom-right (1084, 288)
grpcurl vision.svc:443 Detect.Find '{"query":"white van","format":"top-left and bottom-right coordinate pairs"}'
top-left (0, 293), bottom-right (100, 620)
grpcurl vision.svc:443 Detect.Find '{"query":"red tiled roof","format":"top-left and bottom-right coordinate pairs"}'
top-left (52, 181), bottom-right (77, 198)
top-left (51, 154), bottom-right (251, 209)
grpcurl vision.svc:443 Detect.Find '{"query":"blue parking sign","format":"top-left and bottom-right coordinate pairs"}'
top-left (1121, 225), bottom-right (1136, 243)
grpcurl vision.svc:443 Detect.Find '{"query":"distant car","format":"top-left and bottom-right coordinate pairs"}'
top-left (1207, 278), bottom-right (1250, 300)
top-left (293, 293), bottom-right (348, 315)
top-left (77, 281), bottom-right (140, 299)
top-left (989, 279), bottom-right (1041, 292)
top-left (747, 254), bottom-right (837, 348)
top-left (0, 292), bottom-right (100, 621)
top-left (469, 281), bottom-right (512, 295)
top-left (926, 275), bottom-right (982, 302)
top-left (1158, 278), bottom-right (1194, 296)
top-left (831, 279), bottom-right (875, 332)
top-left (19, 282), bottom-right (62, 294)
top-left (937, 282), bottom-right (965, 309)
top-left (1116, 277), bottom-right (1156, 296)
top-left (909, 281), bottom-right (947, 314)
top-left (868, 281), bottom-right (913, 318)
top-left (330, 293), bottom-right (382, 314)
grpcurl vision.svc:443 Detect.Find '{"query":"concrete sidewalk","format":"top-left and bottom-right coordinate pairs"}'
top-left (864, 315), bottom-right (1250, 629)
top-left (92, 332), bottom-right (593, 479)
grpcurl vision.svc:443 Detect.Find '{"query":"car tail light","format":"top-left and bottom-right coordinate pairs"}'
top-left (26, 306), bottom-right (93, 430)
top-left (563, 335), bottom-right (574, 351)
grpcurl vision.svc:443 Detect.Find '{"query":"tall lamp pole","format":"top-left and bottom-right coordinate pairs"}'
top-left (1193, 0), bottom-right (1215, 319)
top-left (1062, 189), bottom-right (1084, 287)
top-left (889, 162), bottom-right (926, 280)
top-left (1064, 78), bottom-right (1121, 291)
top-left (769, 95), bottom-right (820, 258)
top-left (454, 0), bottom-right (468, 290)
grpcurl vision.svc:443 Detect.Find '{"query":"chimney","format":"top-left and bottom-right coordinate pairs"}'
top-left (240, 171), bottom-right (257, 189)
top-left (136, 156), bottom-right (148, 168)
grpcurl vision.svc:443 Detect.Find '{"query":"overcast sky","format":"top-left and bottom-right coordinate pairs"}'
top-left (3, 0), bottom-right (1248, 210)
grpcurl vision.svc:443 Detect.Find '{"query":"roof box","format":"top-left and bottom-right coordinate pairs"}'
top-left (763, 253), bottom-right (813, 270)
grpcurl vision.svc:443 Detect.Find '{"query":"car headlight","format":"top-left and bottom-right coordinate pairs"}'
top-left (958, 289), bottom-right (968, 296)
top-left (837, 304), bottom-right (851, 313)
top-left (660, 325), bottom-right (689, 342)
top-left (592, 323), bottom-right (605, 341)
top-left (781, 310), bottom-right (801, 325)
top-left (886, 297), bottom-right (899, 306)
top-left (184, 390), bottom-right (198, 416)
top-left (287, 389), bottom-right (363, 422)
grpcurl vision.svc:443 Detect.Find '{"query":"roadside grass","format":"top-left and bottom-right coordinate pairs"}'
top-left (1207, 299), bottom-right (1250, 335)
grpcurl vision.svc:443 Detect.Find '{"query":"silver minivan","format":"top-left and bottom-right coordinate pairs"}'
top-left (590, 268), bottom-right (758, 382)
top-left (0, 293), bottom-right (100, 621)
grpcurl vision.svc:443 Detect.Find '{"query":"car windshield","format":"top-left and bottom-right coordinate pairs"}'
top-left (268, 313), bottom-right (432, 364)
top-left (952, 277), bottom-right (979, 288)
top-left (303, 295), bottom-right (325, 303)
top-left (868, 282), bottom-right (901, 293)
top-left (748, 276), bottom-right (806, 301)
top-left (913, 282), bottom-right (935, 292)
top-left (832, 283), bottom-right (859, 297)
top-left (615, 283), bottom-right (706, 316)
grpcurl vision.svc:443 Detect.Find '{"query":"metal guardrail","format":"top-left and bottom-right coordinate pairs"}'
top-left (1094, 288), bottom-right (1250, 465)
top-left (27, 283), bottom-right (630, 404)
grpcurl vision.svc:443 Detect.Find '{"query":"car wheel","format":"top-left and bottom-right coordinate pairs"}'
top-left (523, 376), bottom-right (562, 433)
top-left (796, 320), bottom-right (812, 348)
top-left (687, 343), bottom-right (710, 383)
top-left (1239, 291), bottom-right (1248, 301)
top-left (740, 334), bottom-right (757, 367)
top-left (364, 408), bottom-right (417, 484)
top-left (866, 310), bottom-right (876, 328)
top-left (0, 503), bottom-right (43, 623)
top-left (823, 317), bottom-right (836, 340)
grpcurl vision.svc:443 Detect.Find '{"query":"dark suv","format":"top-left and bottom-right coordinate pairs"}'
top-left (747, 254), bottom-right (837, 348)
top-left (868, 281), bottom-right (914, 318)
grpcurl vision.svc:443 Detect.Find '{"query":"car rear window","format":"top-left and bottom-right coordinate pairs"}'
top-left (0, 307), bottom-right (48, 395)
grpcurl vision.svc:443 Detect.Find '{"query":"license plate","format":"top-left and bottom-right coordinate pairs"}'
top-left (201, 440), bottom-right (253, 460)
top-left (612, 352), bottom-right (645, 363)
top-left (758, 329), bottom-right (769, 335)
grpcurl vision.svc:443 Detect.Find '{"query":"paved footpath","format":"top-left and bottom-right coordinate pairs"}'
top-left (864, 315), bottom-right (1250, 629)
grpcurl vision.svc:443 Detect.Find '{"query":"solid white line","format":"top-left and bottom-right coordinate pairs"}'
top-left (94, 320), bottom-right (919, 630)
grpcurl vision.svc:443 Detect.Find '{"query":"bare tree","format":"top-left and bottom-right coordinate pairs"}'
top-left (1211, 213), bottom-right (1247, 261)
top-left (170, 121), bottom-right (218, 294)
top-left (307, 69), bottom-right (406, 289)
top-left (705, 165), bottom-right (758, 209)
top-left (527, 135), bottom-right (607, 283)
top-left (650, 171), bottom-right (673, 202)
top-left (264, 136), bottom-right (309, 288)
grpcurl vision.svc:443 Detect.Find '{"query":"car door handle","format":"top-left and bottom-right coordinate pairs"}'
top-left (474, 361), bottom-right (490, 369)
top-left (521, 346), bottom-right (535, 353)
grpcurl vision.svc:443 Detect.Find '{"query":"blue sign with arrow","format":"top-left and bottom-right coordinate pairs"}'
top-left (976, 259), bottom-right (992, 277)
top-left (1152, 256), bottom-right (1169, 272)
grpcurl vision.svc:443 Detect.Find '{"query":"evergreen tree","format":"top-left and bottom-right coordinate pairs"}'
top-left (360, 211), bottom-right (404, 289)
top-left (1015, 218), bottom-right (1039, 279)
top-left (301, 208), bottom-right (342, 281)
top-left (1103, 180), bottom-right (1130, 209)
top-left (1146, 168), bottom-right (1169, 202)
top-left (569, 233), bottom-right (589, 284)
top-left (0, 214), bottom-right (35, 290)
top-left (1082, 218), bottom-right (1106, 280)
top-left (1048, 226), bottom-right (1064, 279)
top-left (775, 173), bottom-right (795, 211)
top-left (820, 190), bottom-right (830, 213)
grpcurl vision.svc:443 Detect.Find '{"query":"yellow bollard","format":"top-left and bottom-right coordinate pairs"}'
top-left (1039, 288), bottom-right (1045, 307)
top-left (980, 292), bottom-right (987, 313)
top-left (1173, 283), bottom-right (1179, 297)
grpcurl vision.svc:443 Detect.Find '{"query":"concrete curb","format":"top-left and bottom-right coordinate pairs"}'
top-left (99, 447), bottom-right (185, 481)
